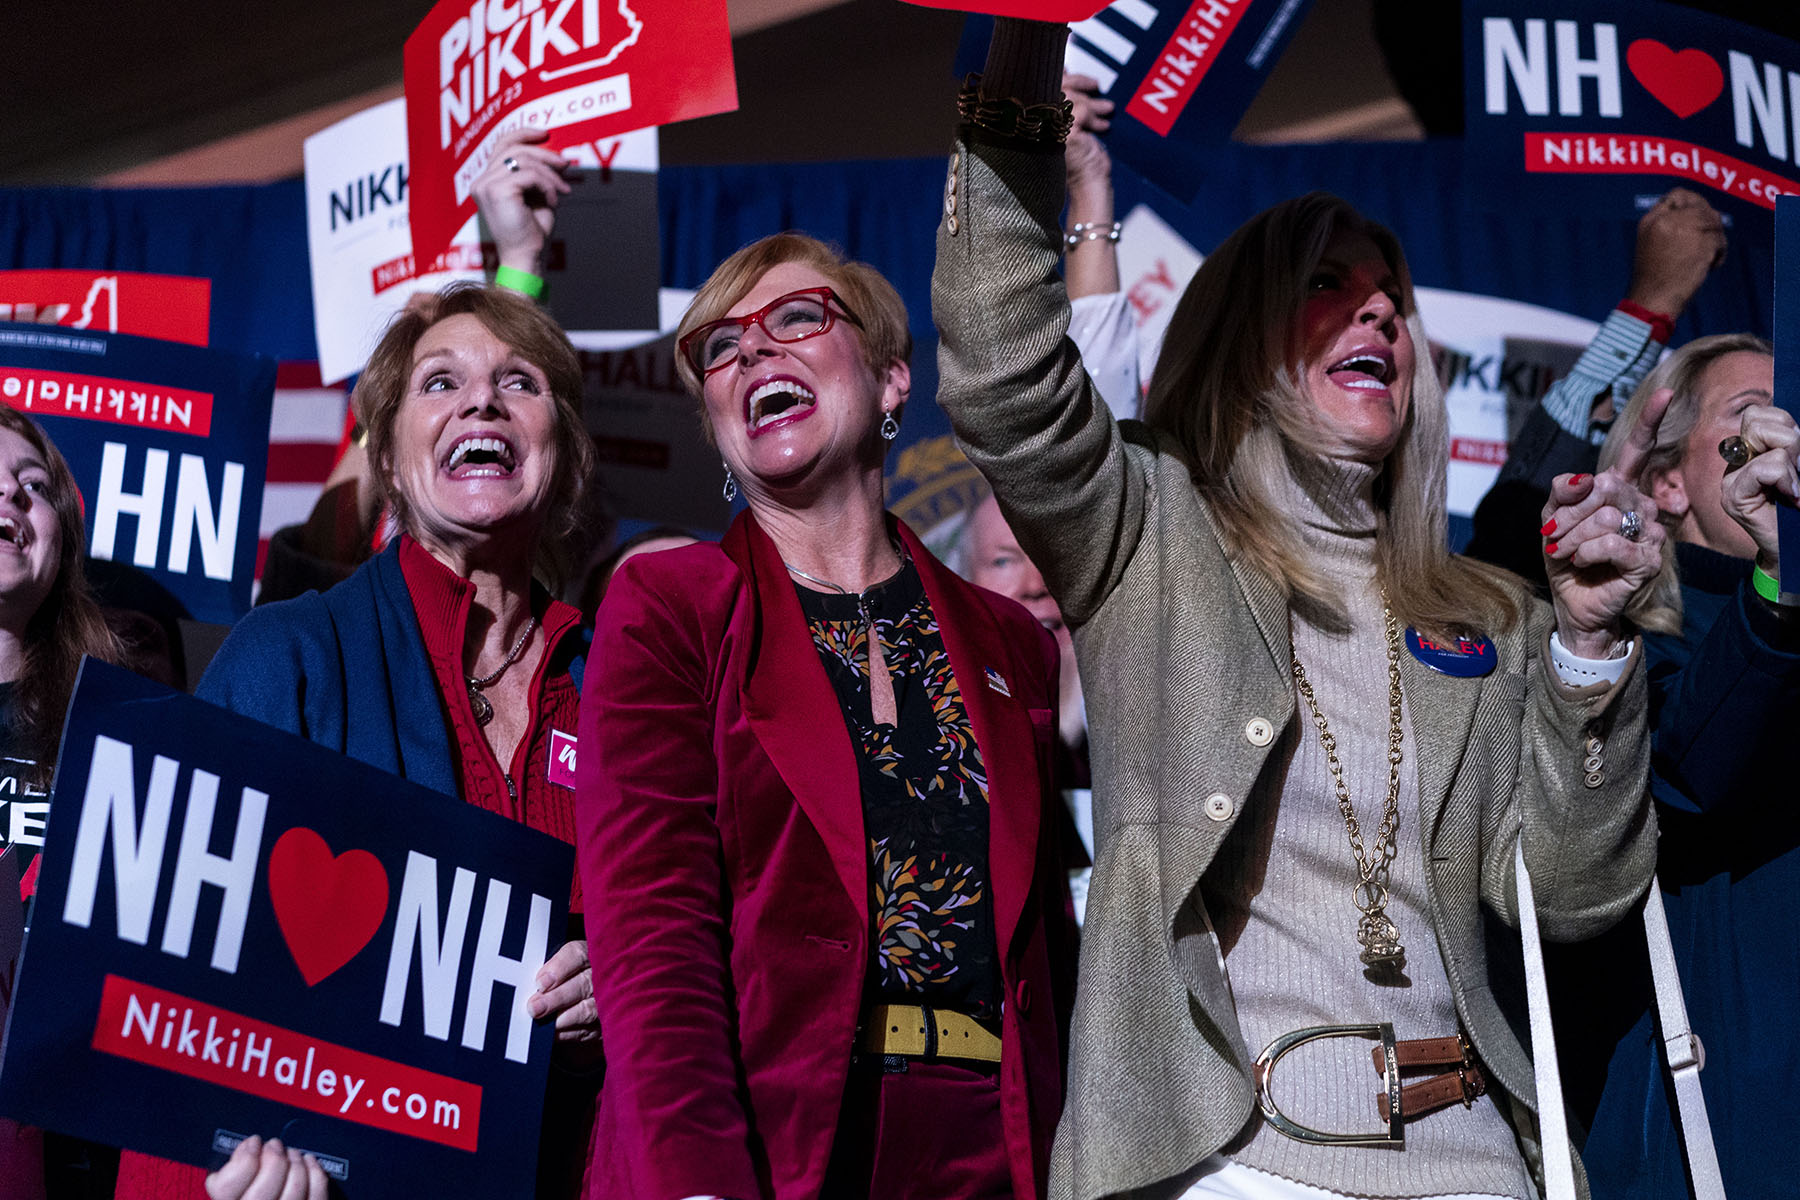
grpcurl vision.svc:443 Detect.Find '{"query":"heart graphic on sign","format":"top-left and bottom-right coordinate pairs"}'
top-left (267, 828), bottom-right (390, 987)
top-left (1627, 40), bottom-right (1724, 119)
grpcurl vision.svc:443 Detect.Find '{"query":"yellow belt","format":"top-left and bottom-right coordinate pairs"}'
top-left (861, 1003), bottom-right (1003, 1064)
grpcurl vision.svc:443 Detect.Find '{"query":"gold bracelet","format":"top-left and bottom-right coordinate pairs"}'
top-left (957, 73), bottom-right (1074, 145)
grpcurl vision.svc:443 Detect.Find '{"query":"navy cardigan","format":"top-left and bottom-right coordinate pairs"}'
top-left (1554, 543), bottom-right (1800, 1200)
top-left (196, 541), bottom-right (459, 796)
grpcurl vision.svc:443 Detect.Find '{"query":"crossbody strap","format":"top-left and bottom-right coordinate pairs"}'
top-left (1515, 839), bottom-right (1577, 1200)
top-left (1641, 875), bottom-right (1728, 1200)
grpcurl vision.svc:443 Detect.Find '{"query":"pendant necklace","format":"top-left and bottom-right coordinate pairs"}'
top-left (1290, 595), bottom-right (1408, 970)
top-left (467, 613), bottom-right (538, 727)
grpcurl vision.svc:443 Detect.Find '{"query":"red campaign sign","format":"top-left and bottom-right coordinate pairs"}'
top-left (897, 1), bottom-right (1109, 18)
top-left (0, 368), bottom-right (214, 437)
top-left (0, 271), bottom-right (211, 347)
top-left (92, 975), bottom-right (483, 1152)
top-left (404, 0), bottom-right (737, 266)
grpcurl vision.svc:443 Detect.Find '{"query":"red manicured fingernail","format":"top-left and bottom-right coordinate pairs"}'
top-left (1541, 520), bottom-right (1557, 536)
top-left (1545, 542), bottom-right (1559, 555)
top-left (1570, 474), bottom-right (1586, 485)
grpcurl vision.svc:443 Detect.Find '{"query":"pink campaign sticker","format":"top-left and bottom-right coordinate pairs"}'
top-left (548, 730), bottom-right (577, 789)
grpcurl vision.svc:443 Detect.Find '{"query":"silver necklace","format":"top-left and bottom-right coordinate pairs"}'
top-left (466, 613), bottom-right (538, 727)
top-left (782, 540), bottom-right (908, 601)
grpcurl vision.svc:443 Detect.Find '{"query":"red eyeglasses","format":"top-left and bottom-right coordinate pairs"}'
top-left (679, 287), bottom-right (863, 377)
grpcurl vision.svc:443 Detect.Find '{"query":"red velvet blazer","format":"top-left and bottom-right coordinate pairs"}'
top-left (576, 510), bottom-right (1070, 1200)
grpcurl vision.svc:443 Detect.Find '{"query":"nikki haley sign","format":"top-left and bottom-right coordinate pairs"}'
top-left (0, 663), bottom-right (572, 1195)
top-left (1465, 0), bottom-right (1800, 222)
top-left (0, 324), bottom-right (273, 625)
top-left (404, 0), bottom-right (736, 268)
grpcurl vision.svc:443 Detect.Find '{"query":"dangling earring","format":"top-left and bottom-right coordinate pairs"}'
top-left (880, 411), bottom-right (900, 441)
top-left (722, 463), bottom-right (738, 502)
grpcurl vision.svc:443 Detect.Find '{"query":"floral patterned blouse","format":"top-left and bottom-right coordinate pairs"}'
top-left (795, 561), bottom-right (1001, 1023)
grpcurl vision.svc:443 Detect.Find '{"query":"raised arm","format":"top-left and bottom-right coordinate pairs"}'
top-left (933, 18), bottom-right (1148, 625)
top-left (576, 558), bottom-right (758, 1200)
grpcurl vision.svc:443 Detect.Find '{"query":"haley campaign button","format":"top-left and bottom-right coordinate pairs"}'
top-left (1405, 628), bottom-right (1496, 678)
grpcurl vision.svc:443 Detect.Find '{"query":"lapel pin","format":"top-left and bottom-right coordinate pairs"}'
top-left (985, 667), bottom-right (1011, 697)
top-left (1405, 628), bottom-right (1497, 678)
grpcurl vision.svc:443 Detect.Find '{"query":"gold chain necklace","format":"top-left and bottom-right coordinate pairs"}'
top-left (1290, 596), bottom-right (1407, 969)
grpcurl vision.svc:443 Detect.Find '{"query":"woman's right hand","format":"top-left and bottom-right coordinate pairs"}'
top-left (1723, 403), bottom-right (1800, 576)
top-left (204, 1136), bottom-right (327, 1200)
top-left (470, 127), bottom-right (573, 274)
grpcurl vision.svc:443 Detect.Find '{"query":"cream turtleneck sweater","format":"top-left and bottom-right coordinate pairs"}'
top-left (1201, 452), bottom-right (1531, 1199)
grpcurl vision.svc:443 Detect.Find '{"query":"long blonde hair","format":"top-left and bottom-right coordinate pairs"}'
top-left (1599, 332), bottom-right (1773, 635)
top-left (1144, 192), bottom-right (1519, 639)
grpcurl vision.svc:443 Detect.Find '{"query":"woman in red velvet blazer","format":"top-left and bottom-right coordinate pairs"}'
top-left (575, 234), bottom-right (1072, 1200)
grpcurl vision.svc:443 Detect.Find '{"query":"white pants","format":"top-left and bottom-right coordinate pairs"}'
top-left (1180, 1157), bottom-right (1515, 1200)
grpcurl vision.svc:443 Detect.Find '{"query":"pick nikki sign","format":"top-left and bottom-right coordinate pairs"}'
top-left (403, 0), bottom-right (737, 268)
top-left (0, 663), bottom-right (573, 1196)
top-left (1465, 0), bottom-right (1800, 222)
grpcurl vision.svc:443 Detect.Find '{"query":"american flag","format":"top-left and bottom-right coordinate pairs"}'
top-left (259, 362), bottom-right (351, 582)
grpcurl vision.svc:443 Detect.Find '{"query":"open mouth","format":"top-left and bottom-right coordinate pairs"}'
top-left (0, 516), bottom-right (24, 549)
top-left (744, 376), bottom-right (817, 437)
top-left (444, 434), bottom-right (518, 479)
top-left (1326, 348), bottom-right (1396, 391)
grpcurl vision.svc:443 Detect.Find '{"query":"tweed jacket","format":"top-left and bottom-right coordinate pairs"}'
top-left (931, 132), bottom-right (1657, 1200)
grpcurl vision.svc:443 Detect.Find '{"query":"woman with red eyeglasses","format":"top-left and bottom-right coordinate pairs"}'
top-left (570, 232), bottom-right (1074, 1200)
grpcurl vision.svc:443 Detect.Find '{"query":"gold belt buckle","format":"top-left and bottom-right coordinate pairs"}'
top-left (1253, 1023), bottom-right (1403, 1147)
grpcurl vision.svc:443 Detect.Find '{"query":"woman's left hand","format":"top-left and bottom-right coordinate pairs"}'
top-left (1722, 403), bottom-right (1800, 577)
top-left (527, 938), bottom-right (600, 1067)
top-left (1542, 388), bottom-right (1672, 656)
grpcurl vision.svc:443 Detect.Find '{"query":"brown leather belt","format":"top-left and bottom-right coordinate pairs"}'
top-left (860, 1003), bottom-right (1002, 1064)
top-left (1253, 1023), bottom-right (1486, 1148)
top-left (1374, 1033), bottom-right (1487, 1123)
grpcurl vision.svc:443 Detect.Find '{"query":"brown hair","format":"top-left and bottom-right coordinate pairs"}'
top-left (1145, 191), bottom-right (1519, 639)
top-left (673, 232), bottom-right (912, 436)
top-left (1599, 332), bottom-right (1774, 635)
top-left (352, 282), bottom-right (595, 589)
top-left (0, 407), bottom-right (125, 774)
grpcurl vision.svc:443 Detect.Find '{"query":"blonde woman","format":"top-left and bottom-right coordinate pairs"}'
top-left (931, 18), bottom-right (1664, 1200)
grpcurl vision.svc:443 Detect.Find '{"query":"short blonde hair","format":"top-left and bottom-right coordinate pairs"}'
top-left (1599, 332), bottom-right (1773, 634)
top-left (352, 282), bottom-right (594, 588)
top-left (673, 232), bottom-right (912, 436)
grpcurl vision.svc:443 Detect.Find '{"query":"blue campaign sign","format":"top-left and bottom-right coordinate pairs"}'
top-left (1464, 0), bottom-right (1800, 227)
top-left (1777, 196), bottom-right (1800, 594)
top-left (959, 1), bottom-right (1316, 202)
top-left (0, 662), bottom-right (573, 1197)
top-left (0, 323), bottom-right (275, 625)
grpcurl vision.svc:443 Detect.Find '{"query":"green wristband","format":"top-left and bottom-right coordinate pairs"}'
top-left (493, 264), bottom-right (546, 300)
top-left (1751, 563), bottom-right (1800, 606)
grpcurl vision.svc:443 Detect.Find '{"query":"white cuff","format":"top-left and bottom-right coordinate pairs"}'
top-left (1067, 292), bottom-right (1143, 421)
top-left (1548, 631), bottom-right (1633, 687)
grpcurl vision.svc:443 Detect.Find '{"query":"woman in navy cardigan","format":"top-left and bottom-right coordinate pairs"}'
top-left (115, 283), bottom-right (602, 1200)
top-left (577, 233), bottom-right (1073, 1200)
top-left (1555, 333), bottom-right (1800, 1199)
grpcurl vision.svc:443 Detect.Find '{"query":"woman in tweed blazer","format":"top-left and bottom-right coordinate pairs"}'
top-left (931, 18), bottom-right (1663, 1200)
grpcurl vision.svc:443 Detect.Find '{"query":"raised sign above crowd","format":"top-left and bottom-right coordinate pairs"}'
top-left (1466, 0), bottom-right (1800, 223)
top-left (402, 0), bottom-right (736, 269)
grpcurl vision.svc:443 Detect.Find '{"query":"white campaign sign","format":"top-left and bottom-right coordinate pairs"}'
top-left (304, 99), bottom-right (484, 385)
top-left (1413, 288), bottom-right (1599, 516)
top-left (303, 98), bottom-right (660, 384)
